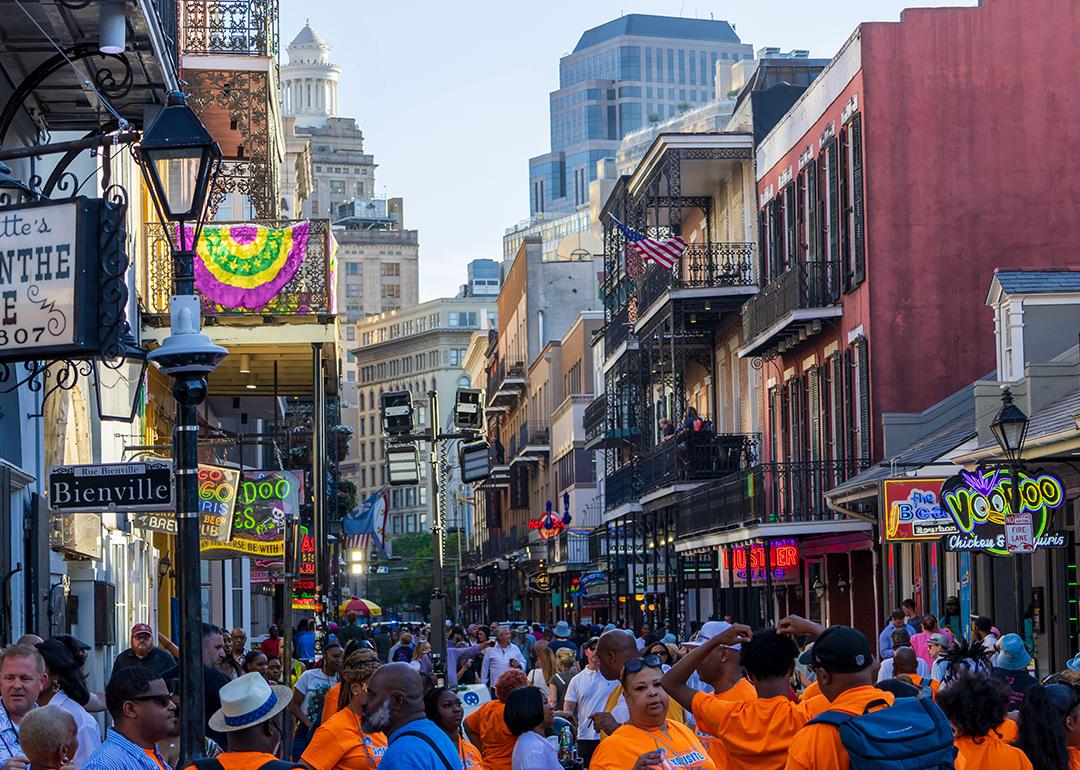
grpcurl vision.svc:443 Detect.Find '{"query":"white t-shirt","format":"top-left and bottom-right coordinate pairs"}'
top-left (51, 691), bottom-right (101, 768)
top-left (511, 730), bottom-right (563, 770)
top-left (527, 668), bottom-right (548, 692)
top-left (294, 668), bottom-right (339, 724)
top-left (562, 667), bottom-right (619, 741)
top-left (876, 656), bottom-right (931, 682)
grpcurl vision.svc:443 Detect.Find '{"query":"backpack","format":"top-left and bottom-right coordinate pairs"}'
top-left (807, 696), bottom-right (957, 770)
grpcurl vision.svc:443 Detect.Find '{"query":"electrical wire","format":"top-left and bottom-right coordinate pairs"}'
top-left (12, 0), bottom-right (131, 131)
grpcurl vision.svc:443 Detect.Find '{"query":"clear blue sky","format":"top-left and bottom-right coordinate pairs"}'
top-left (279, 0), bottom-right (974, 300)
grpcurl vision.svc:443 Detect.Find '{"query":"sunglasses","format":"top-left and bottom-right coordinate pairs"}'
top-left (129, 693), bottom-right (173, 707)
top-left (622, 654), bottom-right (664, 676)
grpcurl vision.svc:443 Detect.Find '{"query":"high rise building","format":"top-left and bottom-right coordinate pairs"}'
top-left (528, 14), bottom-right (752, 217)
top-left (281, 23), bottom-right (421, 324)
top-left (459, 258), bottom-right (502, 297)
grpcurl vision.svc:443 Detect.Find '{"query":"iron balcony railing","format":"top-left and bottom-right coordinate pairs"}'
top-left (584, 394), bottom-right (606, 442)
top-left (588, 528), bottom-right (608, 562)
top-left (182, 0), bottom-right (279, 58)
top-left (486, 358), bottom-right (526, 406)
top-left (519, 421), bottom-right (550, 448)
top-left (637, 242), bottom-right (756, 313)
top-left (144, 219), bottom-right (334, 319)
top-left (605, 304), bottom-right (631, 350)
top-left (605, 464), bottom-right (638, 511)
top-left (677, 458), bottom-right (871, 538)
top-left (742, 260), bottom-right (841, 344)
top-left (638, 432), bottom-right (758, 492)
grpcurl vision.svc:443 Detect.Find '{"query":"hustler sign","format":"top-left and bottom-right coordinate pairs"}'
top-left (48, 462), bottom-right (174, 512)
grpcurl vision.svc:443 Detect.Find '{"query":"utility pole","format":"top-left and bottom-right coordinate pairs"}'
top-left (429, 390), bottom-right (447, 671)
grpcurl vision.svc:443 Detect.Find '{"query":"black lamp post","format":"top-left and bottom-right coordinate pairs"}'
top-left (136, 91), bottom-right (226, 767)
top-left (990, 386), bottom-right (1031, 638)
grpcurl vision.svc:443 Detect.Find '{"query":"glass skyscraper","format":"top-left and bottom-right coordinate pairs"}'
top-left (528, 14), bottom-right (752, 217)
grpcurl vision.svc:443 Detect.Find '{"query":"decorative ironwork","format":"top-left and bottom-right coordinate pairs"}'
top-left (636, 243), bottom-right (756, 314)
top-left (144, 218), bottom-right (334, 319)
top-left (182, 0), bottom-right (280, 60)
top-left (638, 433), bottom-right (758, 493)
top-left (184, 69), bottom-right (281, 219)
top-left (742, 260), bottom-right (842, 347)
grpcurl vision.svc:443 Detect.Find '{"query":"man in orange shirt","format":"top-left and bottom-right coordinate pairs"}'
top-left (783, 620), bottom-right (899, 770)
top-left (185, 672), bottom-right (299, 770)
top-left (463, 668), bottom-right (527, 770)
top-left (664, 623), bottom-right (829, 770)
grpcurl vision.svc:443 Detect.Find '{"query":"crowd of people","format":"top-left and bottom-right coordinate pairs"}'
top-left (3, 605), bottom-right (1079, 770)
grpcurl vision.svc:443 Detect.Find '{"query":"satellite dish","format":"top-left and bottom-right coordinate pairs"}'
top-left (555, 231), bottom-right (603, 261)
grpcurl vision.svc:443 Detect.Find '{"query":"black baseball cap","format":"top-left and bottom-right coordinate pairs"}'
top-left (798, 626), bottom-right (873, 673)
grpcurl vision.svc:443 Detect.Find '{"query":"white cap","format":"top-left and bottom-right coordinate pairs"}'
top-left (684, 620), bottom-right (741, 650)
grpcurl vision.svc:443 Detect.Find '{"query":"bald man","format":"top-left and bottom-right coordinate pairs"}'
top-left (362, 663), bottom-right (461, 769)
top-left (14, 636), bottom-right (42, 648)
top-left (591, 629), bottom-right (685, 737)
top-left (877, 640), bottom-right (931, 682)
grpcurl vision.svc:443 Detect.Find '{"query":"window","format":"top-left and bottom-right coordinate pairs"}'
top-left (346, 284), bottom-right (360, 298)
top-left (458, 375), bottom-right (470, 388)
top-left (345, 326), bottom-right (355, 341)
top-left (330, 180), bottom-right (346, 196)
top-left (449, 349), bottom-right (461, 366)
top-left (346, 262), bottom-right (360, 276)
top-left (841, 114), bottom-right (866, 289)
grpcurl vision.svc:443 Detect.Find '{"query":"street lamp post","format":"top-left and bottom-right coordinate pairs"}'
top-left (990, 385), bottom-right (1031, 637)
top-left (136, 91), bottom-right (225, 768)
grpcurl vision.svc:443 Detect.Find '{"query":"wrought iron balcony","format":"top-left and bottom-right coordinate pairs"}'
top-left (741, 260), bottom-right (842, 355)
top-left (637, 243), bottom-right (756, 314)
top-left (605, 464), bottom-right (639, 511)
top-left (678, 458), bottom-right (871, 539)
top-left (486, 358), bottom-right (527, 406)
top-left (638, 432), bottom-right (758, 492)
top-left (143, 219), bottom-right (334, 322)
top-left (605, 305), bottom-right (631, 351)
top-left (518, 421), bottom-right (550, 453)
top-left (584, 394), bottom-right (606, 447)
top-left (182, 0), bottom-right (279, 59)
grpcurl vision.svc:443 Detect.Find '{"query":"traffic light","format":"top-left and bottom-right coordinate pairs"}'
top-left (453, 388), bottom-right (484, 430)
top-left (381, 391), bottom-right (414, 435)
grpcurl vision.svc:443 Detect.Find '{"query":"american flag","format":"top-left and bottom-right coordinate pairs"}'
top-left (610, 215), bottom-right (688, 270)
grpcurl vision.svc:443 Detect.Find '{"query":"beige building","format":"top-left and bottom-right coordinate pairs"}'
top-left (345, 296), bottom-right (498, 536)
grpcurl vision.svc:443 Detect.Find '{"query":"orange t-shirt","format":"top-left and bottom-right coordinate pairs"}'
top-left (457, 739), bottom-right (483, 770)
top-left (146, 749), bottom-right (169, 770)
top-left (954, 735), bottom-right (1033, 770)
top-left (589, 720), bottom-right (715, 770)
top-left (694, 678), bottom-right (756, 770)
top-left (784, 686), bottom-right (896, 770)
top-left (184, 752), bottom-right (281, 770)
top-left (321, 682), bottom-right (344, 724)
top-left (464, 700), bottom-right (516, 770)
top-left (302, 706), bottom-right (388, 770)
top-left (904, 674), bottom-right (941, 697)
top-left (994, 718), bottom-right (1019, 743)
top-left (799, 681), bottom-right (821, 702)
top-left (1069, 746), bottom-right (1080, 770)
top-left (693, 690), bottom-right (829, 770)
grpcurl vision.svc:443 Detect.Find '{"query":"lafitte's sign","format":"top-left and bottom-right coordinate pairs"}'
top-left (0, 198), bottom-right (105, 361)
top-left (48, 462), bottom-right (173, 512)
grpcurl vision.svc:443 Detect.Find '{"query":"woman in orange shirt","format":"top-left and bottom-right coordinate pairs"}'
top-left (321, 648), bottom-right (381, 725)
top-left (1016, 680), bottom-right (1080, 770)
top-left (464, 668), bottom-right (529, 770)
top-left (424, 686), bottom-right (483, 770)
top-left (301, 652), bottom-right (386, 770)
top-left (936, 674), bottom-right (1032, 770)
top-left (590, 657), bottom-right (714, 770)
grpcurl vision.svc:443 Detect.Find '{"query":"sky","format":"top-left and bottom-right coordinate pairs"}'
top-left (279, 0), bottom-right (975, 300)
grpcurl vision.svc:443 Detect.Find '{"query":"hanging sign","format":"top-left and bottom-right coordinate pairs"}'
top-left (0, 197), bottom-right (107, 362)
top-left (292, 526), bottom-right (318, 610)
top-left (527, 571), bottom-right (552, 593)
top-left (126, 465), bottom-right (238, 542)
top-left (720, 540), bottom-right (800, 586)
top-left (48, 462), bottom-right (173, 512)
top-left (882, 479), bottom-right (956, 541)
top-left (201, 470), bottom-right (301, 558)
top-left (940, 467), bottom-right (1067, 556)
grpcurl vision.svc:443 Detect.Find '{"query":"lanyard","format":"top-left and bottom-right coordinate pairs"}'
top-left (0, 701), bottom-right (17, 759)
top-left (352, 711), bottom-right (377, 770)
top-left (647, 723), bottom-right (681, 758)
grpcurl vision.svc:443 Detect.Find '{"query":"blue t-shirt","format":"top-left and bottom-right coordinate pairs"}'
top-left (294, 630), bottom-right (316, 660)
top-left (380, 718), bottom-right (463, 770)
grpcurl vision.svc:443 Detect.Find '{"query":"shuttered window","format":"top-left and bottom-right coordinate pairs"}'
top-left (851, 113), bottom-right (866, 286)
top-left (855, 338), bottom-right (871, 459)
top-left (783, 183), bottom-right (796, 271)
top-left (808, 366), bottom-right (822, 463)
top-left (843, 347), bottom-right (856, 462)
top-left (823, 139), bottom-right (840, 270)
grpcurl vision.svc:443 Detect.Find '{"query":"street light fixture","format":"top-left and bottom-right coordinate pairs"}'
top-left (990, 385), bottom-right (1032, 637)
top-left (136, 90), bottom-right (222, 770)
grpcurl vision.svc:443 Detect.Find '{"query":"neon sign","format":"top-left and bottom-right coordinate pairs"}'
top-left (198, 465), bottom-right (239, 543)
top-left (201, 470), bottom-right (301, 558)
top-left (722, 540), bottom-right (799, 584)
top-left (883, 479), bottom-right (956, 541)
top-left (529, 499), bottom-right (565, 540)
top-left (941, 468), bottom-right (1066, 556)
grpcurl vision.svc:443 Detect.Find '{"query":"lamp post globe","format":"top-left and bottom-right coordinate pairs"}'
top-left (990, 386), bottom-right (1030, 464)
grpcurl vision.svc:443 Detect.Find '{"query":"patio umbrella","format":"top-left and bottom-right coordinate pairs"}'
top-left (339, 597), bottom-right (382, 617)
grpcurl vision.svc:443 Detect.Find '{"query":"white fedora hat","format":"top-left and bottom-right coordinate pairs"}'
top-left (207, 672), bottom-right (293, 733)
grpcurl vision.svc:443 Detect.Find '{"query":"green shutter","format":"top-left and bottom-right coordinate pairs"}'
top-left (856, 338), bottom-right (871, 460)
top-left (784, 184), bottom-right (796, 271)
top-left (851, 113), bottom-right (866, 286)
top-left (806, 159), bottom-right (819, 266)
top-left (808, 367), bottom-right (821, 463)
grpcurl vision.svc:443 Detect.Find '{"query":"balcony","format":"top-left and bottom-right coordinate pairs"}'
top-left (740, 260), bottom-right (842, 357)
top-left (638, 433), bottom-right (759, 493)
top-left (605, 464), bottom-right (639, 512)
top-left (678, 458), bottom-right (872, 539)
top-left (486, 359), bottom-right (527, 407)
top-left (182, 0), bottom-right (283, 219)
top-left (518, 421), bottom-right (550, 456)
top-left (144, 219), bottom-right (334, 321)
top-left (583, 394), bottom-right (606, 449)
top-left (636, 243), bottom-right (757, 318)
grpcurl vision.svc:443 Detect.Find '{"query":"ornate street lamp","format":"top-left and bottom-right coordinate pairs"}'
top-left (136, 90), bottom-right (225, 768)
top-left (990, 385), bottom-right (1031, 638)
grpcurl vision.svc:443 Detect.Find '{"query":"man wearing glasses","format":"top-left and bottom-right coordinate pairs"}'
top-left (81, 667), bottom-right (176, 770)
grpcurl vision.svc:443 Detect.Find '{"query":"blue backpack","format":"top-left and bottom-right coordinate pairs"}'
top-left (808, 696), bottom-right (957, 770)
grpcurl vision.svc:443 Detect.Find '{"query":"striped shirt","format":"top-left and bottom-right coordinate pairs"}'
top-left (83, 728), bottom-right (171, 770)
